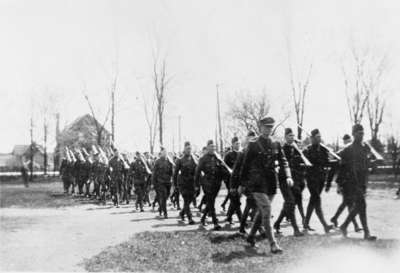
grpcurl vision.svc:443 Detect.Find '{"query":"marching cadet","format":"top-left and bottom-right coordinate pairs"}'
top-left (60, 149), bottom-right (74, 194)
top-left (302, 129), bottom-right (334, 233)
top-left (273, 128), bottom-right (305, 237)
top-left (81, 148), bottom-right (94, 198)
top-left (131, 152), bottom-right (151, 212)
top-left (238, 116), bottom-right (292, 253)
top-left (196, 146), bottom-right (208, 212)
top-left (194, 140), bottom-right (230, 231)
top-left (330, 134), bottom-right (362, 232)
top-left (223, 136), bottom-right (242, 224)
top-left (74, 150), bottom-right (87, 195)
top-left (236, 131), bottom-right (258, 234)
top-left (339, 124), bottom-right (377, 240)
top-left (152, 147), bottom-right (174, 218)
top-left (109, 148), bottom-right (125, 207)
top-left (97, 146), bottom-right (111, 204)
top-left (120, 154), bottom-right (131, 204)
top-left (173, 141), bottom-right (198, 225)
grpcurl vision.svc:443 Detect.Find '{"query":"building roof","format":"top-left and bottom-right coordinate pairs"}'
top-left (12, 143), bottom-right (44, 156)
top-left (57, 114), bottom-right (111, 149)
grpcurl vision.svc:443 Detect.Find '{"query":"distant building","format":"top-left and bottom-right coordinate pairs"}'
top-left (54, 114), bottom-right (111, 168)
top-left (0, 143), bottom-right (53, 172)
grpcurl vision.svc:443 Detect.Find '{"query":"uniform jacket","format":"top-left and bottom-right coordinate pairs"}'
top-left (239, 136), bottom-right (290, 194)
top-left (173, 153), bottom-right (197, 194)
top-left (152, 157), bottom-right (173, 186)
top-left (194, 152), bottom-right (230, 194)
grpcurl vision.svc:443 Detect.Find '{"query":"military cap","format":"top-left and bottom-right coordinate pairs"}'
top-left (311, 128), bottom-right (320, 137)
top-left (352, 124), bottom-right (364, 134)
top-left (285, 128), bottom-right (293, 136)
top-left (207, 139), bottom-right (214, 146)
top-left (259, 116), bottom-right (275, 127)
top-left (231, 136), bottom-right (239, 144)
top-left (342, 134), bottom-right (351, 141)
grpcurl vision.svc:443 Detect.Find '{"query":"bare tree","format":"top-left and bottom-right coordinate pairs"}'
top-left (142, 92), bottom-right (158, 154)
top-left (286, 37), bottom-right (313, 140)
top-left (81, 82), bottom-right (112, 146)
top-left (152, 55), bottom-right (173, 147)
top-left (341, 42), bottom-right (383, 125)
top-left (227, 89), bottom-right (290, 136)
top-left (366, 54), bottom-right (388, 142)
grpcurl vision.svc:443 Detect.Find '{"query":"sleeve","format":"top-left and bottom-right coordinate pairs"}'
top-left (230, 153), bottom-right (243, 189)
top-left (239, 143), bottom-right (255, 182)
top-left (172, 158), bottom-right (181, 187)
top-left (151, 160), bottom-right (158, 186)
top-left (278, 143), bottom-right (292, 179)
top-left (194, 157), bottom-right (204, 188)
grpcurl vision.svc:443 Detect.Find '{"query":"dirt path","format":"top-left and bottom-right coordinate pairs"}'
top-left (1, 187), bottom-right (399, 272)
top-left (0, 202), bottom-right (203, 272)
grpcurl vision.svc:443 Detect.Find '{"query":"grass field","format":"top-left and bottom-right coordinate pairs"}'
top-left (83, 230), bottom-right (400, 273)
top-left (0, 180), bottom-right (94, 208)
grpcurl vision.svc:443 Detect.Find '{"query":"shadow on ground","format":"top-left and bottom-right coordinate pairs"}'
top-left (82, 229), bottom-right (400, 273)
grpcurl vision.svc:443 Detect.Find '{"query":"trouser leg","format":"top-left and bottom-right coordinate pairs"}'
top-left (249, 192), bottom-right (276, 244)
top-left (182, 194), bottom-right (193, 220)
top-left (304, 185), bottom-right (317, 227)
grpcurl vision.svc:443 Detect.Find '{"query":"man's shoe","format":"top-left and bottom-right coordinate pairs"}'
top-left (200, 218), bottom-right (207, 226)
top-left (179, 211), bottom-right (185, 221)
top-left (304, 225), bottom-right (315, 232)
top-left (294, 230), bottom-right (305, 237)
top-left (354, 227), bottom-right (363, 232)
top-left (273, 223), bottom-right (281, 234)
top-left (246, 235), bottom-right (256, 247)
top-left (324, 225), bottom-right (334, 234)
top-left (339, 225), bottom-right (348, 237)
top-left (224, 218), bottom-right (233, 224)
top-left (270, 243), bottom-right (283, 254)
top-left (364, 234), bottom-right (377, 241)
top-left (330, 217), bottom-right (338, 227)
top-left (213, 224), bottom-right (222, 231)
top-left (239, 227), bottom-right (247, 234)
top-left (188, 219), bottom-right (196, 225)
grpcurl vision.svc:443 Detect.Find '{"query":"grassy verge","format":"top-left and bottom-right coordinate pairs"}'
top-left (83, 230), bottom-right (399, 273)
top-left (0, 180), bottom-right (93, 208)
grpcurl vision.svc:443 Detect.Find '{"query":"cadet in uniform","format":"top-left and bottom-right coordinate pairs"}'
top-left (238, 117), bottom-right (292, 253)
top-left (60, 156), bottom-right (73, 194)
top-left (339, 124), bottom-right (377, 241)
top-left (330, 134), bottom-right (361, 232)
top-left (223, 136), bottom-right (242, 224)
top-left (152, 148), bottom-right (174, 218)
top-left (109, 149), bottom-right (125, 207)
top-left (273, 128), bottom-right (305, 236)
top-left (131, 152), bottom-right (150, 212)
top-left (195, 140), bottom-right (230, 230)
top-left (302, 129), bottom-right (334, 233)
top-left (173, 141), bottom-right (198, 225)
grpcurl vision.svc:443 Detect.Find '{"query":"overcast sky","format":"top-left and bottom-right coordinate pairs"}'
top-left (0, 0), bottom-right (399, 153)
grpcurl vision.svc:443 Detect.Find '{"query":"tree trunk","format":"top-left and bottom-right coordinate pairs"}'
top-left (297, 126), bottom-right (302, 140)
top-left (159, 110), bottom-right (163, 146)
top-left (43, 123), bottom-right (48, 175)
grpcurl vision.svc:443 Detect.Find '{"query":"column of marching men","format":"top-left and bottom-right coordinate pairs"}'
top-left (59, 115), bottom-right (381, 254)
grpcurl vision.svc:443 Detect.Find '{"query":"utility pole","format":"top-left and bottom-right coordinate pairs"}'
top-left (111, 84), bottom-right (115, 143)
top-left (29, 116), bottom-right (34, 182)
top-left (178, 115), bottom-right (182, 151)
top-left (43, 118), bottom-right (48, 175)
top-left (216, 84), bottom-right (224, 154)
